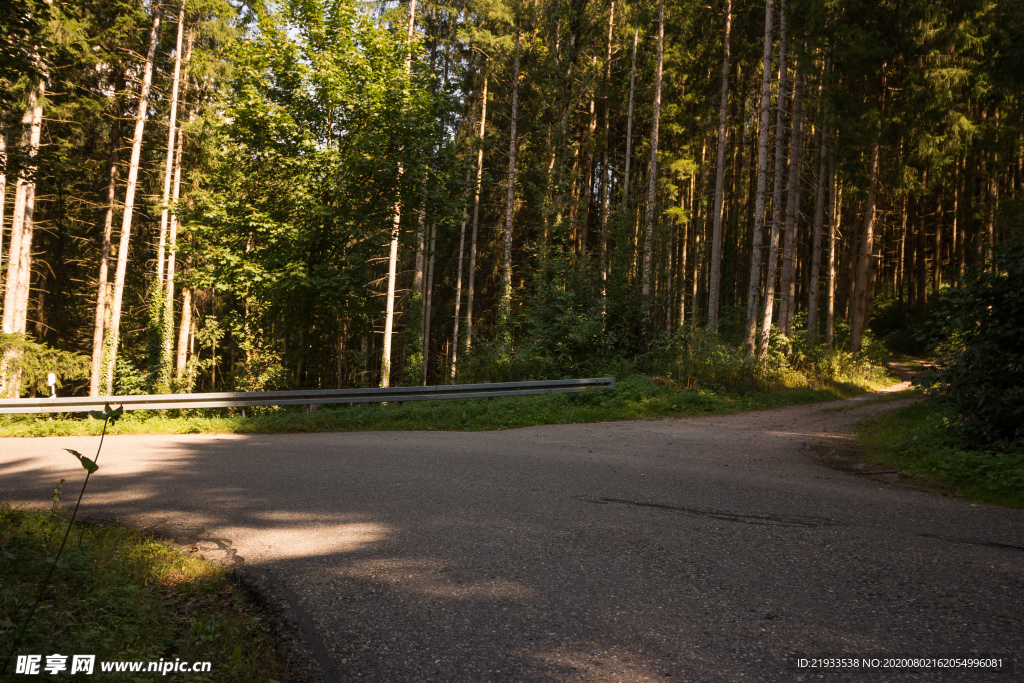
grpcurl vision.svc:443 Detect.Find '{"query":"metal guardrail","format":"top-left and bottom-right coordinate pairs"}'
top-left (0, 377), bottom-right (616, 415)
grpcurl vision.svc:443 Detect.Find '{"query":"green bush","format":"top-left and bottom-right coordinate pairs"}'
top-left (0, 334), bottom-right (89, 397)
top-left (666, 327), bottom-right (773, 392)
top-left (921, 236), bottom-right (1024, 446)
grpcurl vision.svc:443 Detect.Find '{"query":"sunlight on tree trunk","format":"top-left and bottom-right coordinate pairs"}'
top-left (381, 0), bottom-right (417, 389)
top-left (758, 0), bottom-right (788, 362)
top-left (497, 31), bottom-right (521, 352)
top-left (104, 2), bottom-right (162, 395)
top-left (89, 113), bottom-right (120, 397)
top-left (1, 82), bottom-right (44, 398)
top-left (744, 0), bottom-right (776, 355)
top-left (641, 0), bottom-right (666, 307)
top-left (850, 139), bottom-right (880, 354)
top-left (465, 69), bottom-right (487, 353)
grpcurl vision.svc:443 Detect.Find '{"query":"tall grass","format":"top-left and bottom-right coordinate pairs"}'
top-left (858, 401), bottom-right (1024, 509)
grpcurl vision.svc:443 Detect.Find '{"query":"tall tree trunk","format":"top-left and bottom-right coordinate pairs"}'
top-left (691, 140), bottom-right (707, 327)
top-left (640, 0), bottom-right (666, 304)
top-left (380, 0), bottom-right (417, 388)
top-left (807, 123), bottom-right (827, 345)
top-left (465, 70), bottom-right (487, 352)
top-left (934, 192), bottom-right (943, 292)
top-left (450, 92), bottom-right (478, 380)
top-left (826, 161), bottom-right (840, 350)
top-left (0, 129), bottom-right (7, 300)
top-left (987, 130), bottom-right (998, 273)
top-left (175, 282), bottom-right (191, 381)
top-left (850, 138), bottom-right (880, 354)
top-left (622, 26), bottom-right (639, 206)
top-left (422, 223), bottom-right (435, 385)
top-left (952, 157), bottom-right (962, 286)
top-left (497, 31), bottom-right (521, 349)
top-left (89, 114), bottom-right (121, 396)
top-left (579, 57), bottom-right (598, 255)
top-left (897, 194), bottom-right (907, 302)
top-left (2, 85), bottom-right (44, 335)
top-left (450, 167), bottom-right (472, 380)
top-left (164, 33), bottom-right (194, 384)
top-left (599, 1), bottom-right (615, 305)
top-left (778, 59), bottom-right (803, 336)
top-left (1, 82), bottom-right (44, 398)
top-left (104, 2), bottom-right (163, 395)
top-left (33, 272), bottom-right (45, 340)
top-left (160, 20), bottom-right (193, 390)
top-left (707, 0), bottom-right (732, 333)
top-left (156, 0), bottom-right (186, 288)
top-left (743, 0), bottom-right (776, 354)
top-left (758, 0), bottom-right (788, 361)
top-left (678, 177), bottom-right (692, 326)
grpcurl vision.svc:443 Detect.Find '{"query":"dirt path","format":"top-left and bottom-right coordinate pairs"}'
top-left (2, 383), bottom-right (1021, 682)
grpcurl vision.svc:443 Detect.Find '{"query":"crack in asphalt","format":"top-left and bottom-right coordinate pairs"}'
top-left (577, 495), bottom-right (840, 528)
top-left (918, 533), bottom-right (1024, 553)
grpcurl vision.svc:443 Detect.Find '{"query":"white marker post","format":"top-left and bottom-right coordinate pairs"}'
top-left (48, 372), bottom-right (57, 398)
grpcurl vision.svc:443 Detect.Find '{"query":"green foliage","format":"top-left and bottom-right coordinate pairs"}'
top-left (870, 295), bottom-right (942, 355)
top-left (146, 283), bottom-right (173, 394)
top-left (660, 327), bottom-right (772, 393)
top-left (787, 312), bottom-right (892, 385)
top-left (65, 448), bottom-right (98, 474)
top-left (112, 355), bottom-right (149, 396)
top-left (187, 0), bottom-right (458, 389)
top-left (229, 322), bottom-right (287, 393)
top-left (522, 258), bottom-right (610, 371)
top-left (858, 401), bottom-right (1024, 509)
top-left (404, 292), bottom-right (424, 386)
top-left (0, 0), bottom-right (50, 110)
top-left (921, 237), bottom-right (1024, 446)
top-left (0, 334), bottom-right (89, 397)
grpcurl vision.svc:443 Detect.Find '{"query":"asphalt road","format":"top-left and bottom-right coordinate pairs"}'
top-left (2, 394), bottom-right (1022, 682)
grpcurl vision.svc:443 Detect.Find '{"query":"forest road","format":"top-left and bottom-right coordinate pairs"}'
top-left (2, 388), bottom-right (1022, 682)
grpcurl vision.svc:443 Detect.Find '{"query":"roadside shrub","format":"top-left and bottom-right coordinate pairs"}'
top-left (921, 236), bottom-right (1024, 446)
top-left (0, 333), bottom-right (89, 397)
top-left (665, 327), bottom-right (774, 392)
top-left (457, 336), bottom-right (562, 383)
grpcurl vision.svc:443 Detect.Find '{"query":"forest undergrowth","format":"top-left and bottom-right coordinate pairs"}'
top-left (0, 327), bottom-right (896, 438)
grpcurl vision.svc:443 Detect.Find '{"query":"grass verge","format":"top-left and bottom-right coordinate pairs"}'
top-left (0, 374), bottom-right (894, 438)
top-left (1, 500), bottom-right (287, 681)
top-left (856, 400), bottom-right (1024, 509)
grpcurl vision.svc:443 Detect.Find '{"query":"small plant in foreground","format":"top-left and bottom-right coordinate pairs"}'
top-left (2, 403), bottom-right (122, 675)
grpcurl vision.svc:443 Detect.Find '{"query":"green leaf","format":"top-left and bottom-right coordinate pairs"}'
top-left (89, 410), bottom-right (106, 420)
top-left (103, 402), bottom-right (124, 424)
top-left (65, 448), bottom-right (98, 474)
